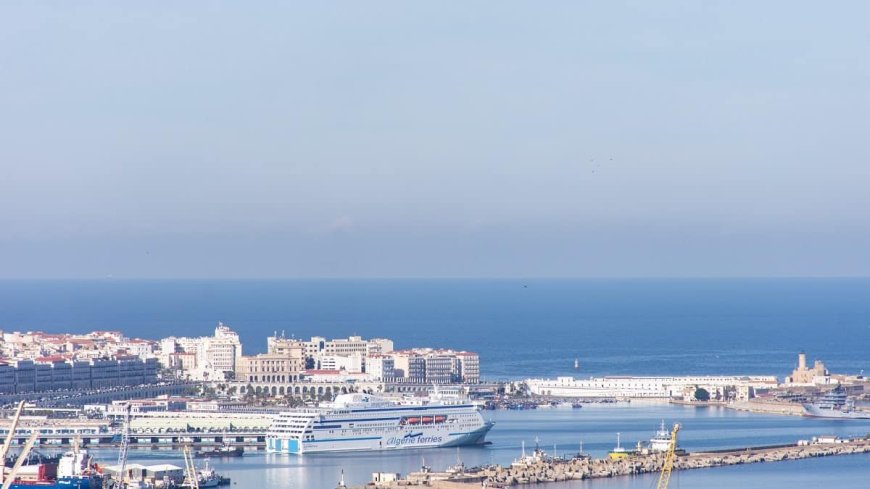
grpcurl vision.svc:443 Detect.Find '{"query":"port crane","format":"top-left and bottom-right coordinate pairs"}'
top-left (1, 430), bottom-right (39, 489)
top-left (182, 444), bottom-right (199, 489)
top-left (0, 401), bottom-right (25, 485)
top-left (655, 423), bottom-right (681, 489)
top-left (114, 404), bottom-right (132, 489)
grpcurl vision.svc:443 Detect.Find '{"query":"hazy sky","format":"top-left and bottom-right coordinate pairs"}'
top-left (1, 2), bottom-right (869, 278)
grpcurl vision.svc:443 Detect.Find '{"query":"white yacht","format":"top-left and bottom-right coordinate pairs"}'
top-left (266, 393), bottom-right (494, 454)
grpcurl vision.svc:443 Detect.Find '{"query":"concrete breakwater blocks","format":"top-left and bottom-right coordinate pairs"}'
top-left (354, 438), bottom-right (870, 488)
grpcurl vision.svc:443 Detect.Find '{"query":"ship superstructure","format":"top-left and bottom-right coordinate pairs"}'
top-left (267, 393), bottom-right (493, 454)
top-left (802, 385), bottom-right (870, 419)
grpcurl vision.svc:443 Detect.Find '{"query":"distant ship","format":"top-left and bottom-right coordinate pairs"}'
top-left (802, 385), bottom-right (870, 419)
top-left (195, 444), bottom-right (244, 458)
top-left (266, 393), bottom-right (494, 454)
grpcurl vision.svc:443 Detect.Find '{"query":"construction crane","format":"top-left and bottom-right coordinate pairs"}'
top-left (0, 401), bottom-right (26, 485)
top-left (655, 423), bottom-right (680, 489)
top-left (1, 431), bottom-right (40, 489)
top-left (114, 404), bottom-right (132, 489)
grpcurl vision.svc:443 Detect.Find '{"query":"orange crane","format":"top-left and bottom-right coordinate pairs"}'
top-left (655, 423), bottom-right (680, 489)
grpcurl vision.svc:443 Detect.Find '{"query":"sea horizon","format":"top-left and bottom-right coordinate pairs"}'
top-left (2, 277), bottom-right (867, 380)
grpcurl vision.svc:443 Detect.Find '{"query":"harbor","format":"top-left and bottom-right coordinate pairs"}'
top-left (2, 402), bottom-right (859, 489)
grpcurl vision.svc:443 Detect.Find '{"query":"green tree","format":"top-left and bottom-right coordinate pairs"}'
top-left (694, 387), bottom-right (710, 401)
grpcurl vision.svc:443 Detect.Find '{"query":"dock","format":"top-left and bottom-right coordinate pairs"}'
top-left (352, 436), bottom-right (870, 488)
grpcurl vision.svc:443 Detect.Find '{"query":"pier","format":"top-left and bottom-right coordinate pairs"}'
top-left (352, 436), bottom-right (870, 488)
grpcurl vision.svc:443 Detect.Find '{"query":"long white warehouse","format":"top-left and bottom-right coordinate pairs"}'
top-left (526, 375), bottom-right (778, 399)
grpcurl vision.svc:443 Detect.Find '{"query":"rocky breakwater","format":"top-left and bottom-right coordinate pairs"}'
top-left (679, 436), bottom-right (870, 469)
top-left (478, 455), bottom-right (665, 486)
top-left (475, 437), bottom-right (870, 487)
top-left (353, 436), bottom-right (870, 488)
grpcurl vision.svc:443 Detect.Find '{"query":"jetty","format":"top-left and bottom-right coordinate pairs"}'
top-left (351, 435), bottom-right (870, 488)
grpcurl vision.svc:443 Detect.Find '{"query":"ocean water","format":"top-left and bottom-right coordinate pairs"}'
top-left (107, 404), bottom-right (870, 489)
top-left (0, 278), bottom-right (868, 379)
top-left (3, 279), bottom-right (869, 487)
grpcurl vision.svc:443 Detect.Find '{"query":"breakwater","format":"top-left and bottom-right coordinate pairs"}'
top-left (354, 436), bottom-right (870, 488)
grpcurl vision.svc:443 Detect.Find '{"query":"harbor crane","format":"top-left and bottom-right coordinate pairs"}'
top-left (0, 401), bottom-right (26, 485)
top-left (182, 444), bottom-right (199, 489)
top-left (1, 431), bottom-right (40, 489)
top-left (114, 404), bottom-right (132, 489)
top-left (655, 423), bottom-right (681, 489)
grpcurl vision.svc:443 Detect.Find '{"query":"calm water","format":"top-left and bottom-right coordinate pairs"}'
top-left (107, 405), bottom-right (870, 489)
top-left (0, 278), bottom-right (868, 378)
top-left (3, 279), bottom-right (869, 486)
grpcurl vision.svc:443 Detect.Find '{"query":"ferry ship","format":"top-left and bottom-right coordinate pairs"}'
top-left (802, 385), bottom-right (870, 419)
top-left (266, 393), bottom-right (494, 454)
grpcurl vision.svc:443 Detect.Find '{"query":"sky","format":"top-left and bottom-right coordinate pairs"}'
top-left (1, 2), bottom-right (869, 279)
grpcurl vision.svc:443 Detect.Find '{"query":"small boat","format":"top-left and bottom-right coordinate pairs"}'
top-left (194, 445), bottom-right (244, 458)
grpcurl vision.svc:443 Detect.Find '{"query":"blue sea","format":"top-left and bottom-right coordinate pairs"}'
top-left (2, 278), bottom-right (869, 487)
top-left (0, 278), bottom-right (868, 379)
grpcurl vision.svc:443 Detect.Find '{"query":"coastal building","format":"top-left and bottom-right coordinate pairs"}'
top-left (313, 353), bottom-right (365, 373)
top-left (366, 354), bottom-right (395, 381)
top-left (785, 351), bottom-right (830, 386)
top-left (0, 356), bottom-right (159, 394)
top-left (237, 350), bottom-right (306, 385)
top-left (391, 351), bottom-right (427, 383)
top-left (388, 349), bottom-right (480, 384)
top-left (235, 336), bottom-right (307, 394)
top-left (158, 322), bottom-right (243, 381)
top-left (423, 353), bottom-right (456, 384)
top-left (456, 352), bottom-right (481, 384)
top-left (298, 335), bottom-right (394, 367)
top-left (267, 336), bottom-right (306, 356)
top-left (526, 375), bottom-right (778, 400)
top-left (0, 330), bottom-right (156, 363)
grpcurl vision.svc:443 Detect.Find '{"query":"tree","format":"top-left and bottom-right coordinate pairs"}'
top-left (694, 387), bottom-right (710, 401)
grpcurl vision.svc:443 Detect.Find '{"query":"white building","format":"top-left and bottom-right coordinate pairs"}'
top-left (158, 323), bottom-right (242, 381)
top-left (366, 354), bottom-right (395, 381)
top-left (526, 375), bottom-right (778, 399)
top-left (314, 353), bottom-right (364, 373)
top-left (456, 352), bottom-right (480, 384)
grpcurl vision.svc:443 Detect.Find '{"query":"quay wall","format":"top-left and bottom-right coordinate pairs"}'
top-left (726, 399), bottom-right (806, 416)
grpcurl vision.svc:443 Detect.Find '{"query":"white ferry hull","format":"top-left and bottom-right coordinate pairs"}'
top-left (267, 393), bottom-right (494, 455)
top-left (268, 422), bottom-right (493, 454)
